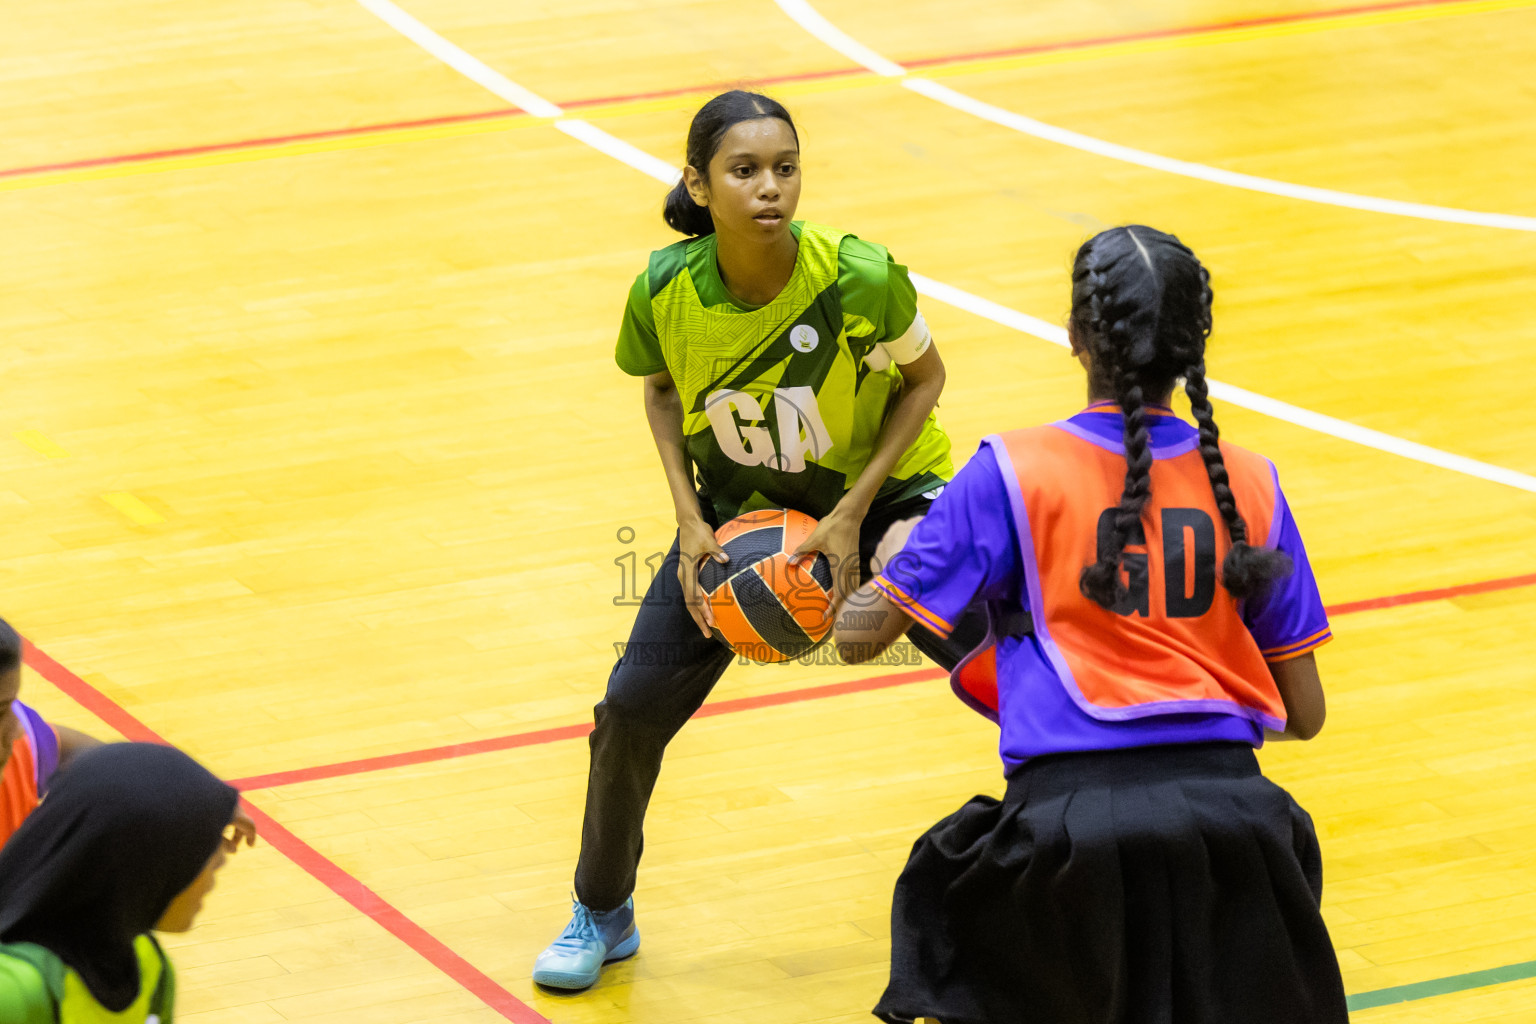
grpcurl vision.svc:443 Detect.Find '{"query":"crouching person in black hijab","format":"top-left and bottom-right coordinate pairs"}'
top-left (0, 742), bottom-right (252, 1022)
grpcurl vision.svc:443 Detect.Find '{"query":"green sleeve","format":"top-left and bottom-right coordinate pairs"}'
top-left (879, 255), bottom-right (919, 342)
top-left (0, 949), bottom-right (61, 1024)
top-left (146, 935), bottom-right (176, 1022)
top-left (161, 954), bottom-right (176, 1022)
top-left (837, 236), bottom-right (919, 342)
top-left (614, 271), bottom-right (666, 377)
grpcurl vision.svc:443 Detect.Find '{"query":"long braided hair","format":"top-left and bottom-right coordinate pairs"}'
top-left (1071, 226), bottom-right (1292, 610)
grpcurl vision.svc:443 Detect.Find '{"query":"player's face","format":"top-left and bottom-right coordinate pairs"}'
top-left (0, 667), bottom-right (20, 772)
top-left (697, 118), bottom-right (801, 243)
top-left (155, 841), bottom-right (229, 932)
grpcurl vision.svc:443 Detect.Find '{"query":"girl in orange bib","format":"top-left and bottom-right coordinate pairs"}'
top-left (836, 226), bottom-right (1347, 1024)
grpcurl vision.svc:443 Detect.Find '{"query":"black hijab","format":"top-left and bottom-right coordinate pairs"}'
top-left (0, 742), bottom-right (238, 1011)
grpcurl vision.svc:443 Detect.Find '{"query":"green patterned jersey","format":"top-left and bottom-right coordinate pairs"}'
top-left (616, 222), bottom-right (953, 523)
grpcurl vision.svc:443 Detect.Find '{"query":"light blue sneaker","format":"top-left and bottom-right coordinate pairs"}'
top-left (531, 897), bottom-right (640, 990)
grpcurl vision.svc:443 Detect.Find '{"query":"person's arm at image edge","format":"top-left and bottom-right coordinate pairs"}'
top-left (1264, 651), bottom-right (1326, 741)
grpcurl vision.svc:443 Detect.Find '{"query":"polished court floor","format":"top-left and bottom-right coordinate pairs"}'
top-left (4, 0), bottom-right (1536, 1021)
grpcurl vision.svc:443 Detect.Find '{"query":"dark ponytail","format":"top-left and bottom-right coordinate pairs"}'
top-left (663, 179), bottom-right (716, 237)
top-left (662, 90), bottom-right (799, 237)
top-left (1071, 226), bottom-right (1291, 609)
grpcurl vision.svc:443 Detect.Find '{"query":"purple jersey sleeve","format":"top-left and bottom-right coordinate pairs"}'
top-left (13, 701), bottom-right (60, 796)
top-left (1242, 477), bottom-right (1332, 660)
top-left (872, 446), bottom-right (1020, 637)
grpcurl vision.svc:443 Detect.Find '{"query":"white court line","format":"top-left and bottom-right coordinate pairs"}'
top-left (555, 119), bottom-right (679, 184)
top-left (352, 0), bottom-right (1536, 495)
top-left (354, 0), bottom-right (680, 184)
top-left (911, 274), bottom-right (1536, 494)
top-left (774, 0), bottom-right (1536, 233)
top-left (774, 0), bottom-right (906, 77)
top-left (355, 0), bottom-right (563, 118)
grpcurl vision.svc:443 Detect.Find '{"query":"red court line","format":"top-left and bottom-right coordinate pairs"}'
top-left (1326, 571), bottom-right (1536, 616)
top-left (20, 638), bottom-right (550, 1024)
top-left (0, 0), bottom-right (1491, 184)
top-left (17, 566), bottom-right (1536, 1020)
top-left (211, 568), bottom-right (1536, 792)
top-left (0, 109), bottom-right (524, 181)
top-left (22, 639), bottom-right (175, 746)
top-left (240, 804), bottom-right (549, 1024)
top-left (900, 0), bottom-right (1491, 70)
top-left (230, 666), bottom-right (946, 791)
top-left (233, 722), bottom-right (594, 791)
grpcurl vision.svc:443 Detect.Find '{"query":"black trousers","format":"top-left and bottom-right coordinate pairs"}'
top-left (574, 495), bottom-right (986, 912)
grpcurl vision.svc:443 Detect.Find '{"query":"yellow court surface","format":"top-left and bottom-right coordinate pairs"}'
top-left (3, 0), bottom-right (1536, 1021)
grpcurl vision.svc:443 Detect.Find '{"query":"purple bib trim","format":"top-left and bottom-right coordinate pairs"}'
top-left (984, 434), bottom-right (1286, 733)
top-left (1052, 420), bottom-right (1202, 459)
top-left (15, 702), bottom-right (59, 797)
top-left (1265, 460), bottom-right (1284, 549)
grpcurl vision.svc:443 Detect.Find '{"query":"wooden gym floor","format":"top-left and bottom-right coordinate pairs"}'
top-left (3, 0), bottom-right (1535, 1020)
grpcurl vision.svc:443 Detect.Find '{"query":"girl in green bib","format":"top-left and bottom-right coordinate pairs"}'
top-left (0, 743), bottom-right (250, 1023)
top-left (533, 90), bottom-right (984, 991)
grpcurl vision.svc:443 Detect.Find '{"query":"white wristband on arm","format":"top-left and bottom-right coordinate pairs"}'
top-left (861, 309), bottom-right (933, 370)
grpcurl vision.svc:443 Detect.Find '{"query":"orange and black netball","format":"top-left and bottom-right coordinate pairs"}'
top-left (698, 509), bottom-right (834, 663)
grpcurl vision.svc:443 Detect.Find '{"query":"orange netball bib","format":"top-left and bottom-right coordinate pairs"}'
top-left (989, 423), bottom-right (1287, 728)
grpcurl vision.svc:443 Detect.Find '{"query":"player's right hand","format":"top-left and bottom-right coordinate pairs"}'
top-left (678, 516), bottom-right (727, 638)
top-left (872, 516), bottom-right (924, 577)
top-left (225, 804), bottom-right (259, 852)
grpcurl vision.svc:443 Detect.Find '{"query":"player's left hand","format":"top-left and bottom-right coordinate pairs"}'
top-left (790, 501), bottom-right (865, 608)
top-left (225, 803), bottom-right (259, 852)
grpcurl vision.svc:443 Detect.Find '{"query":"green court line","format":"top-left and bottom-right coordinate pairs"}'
top-left (1349, 958), bottom-right (1536, 1012)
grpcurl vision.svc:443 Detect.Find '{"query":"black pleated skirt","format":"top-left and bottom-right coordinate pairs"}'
top-left (875, 743), bottom-right (1349, 1024)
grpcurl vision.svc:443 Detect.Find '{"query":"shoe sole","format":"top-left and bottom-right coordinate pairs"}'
top-left (532, 930), bottom-right (641, 991)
